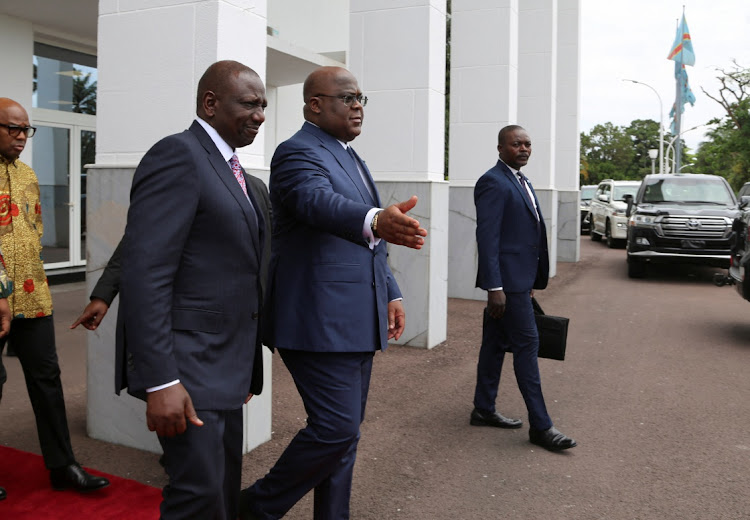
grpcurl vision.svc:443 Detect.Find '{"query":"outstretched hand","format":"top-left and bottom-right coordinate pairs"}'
top-left (70, 298), bottom-right (110, 330)
top-left (376, 196), bottom-right (428, 249)
top-left (146, 383), bottom-right (203, 437)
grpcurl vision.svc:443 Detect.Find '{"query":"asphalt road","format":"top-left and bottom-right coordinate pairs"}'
top-left (1, 237), bottom-right (749, 519)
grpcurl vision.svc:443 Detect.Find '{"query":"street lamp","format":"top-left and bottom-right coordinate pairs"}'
top-left (648, 149), bottom-right (658, 175)
top-left (664, 124), bottom-right (702, 173)
top-left (623, 79), bottom-right (664, 175)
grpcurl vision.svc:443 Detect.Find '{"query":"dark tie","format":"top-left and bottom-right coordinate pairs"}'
top-left (347, 146), bottom-right (376, 203)
top-left (517, 171), bottom-right (539, 220)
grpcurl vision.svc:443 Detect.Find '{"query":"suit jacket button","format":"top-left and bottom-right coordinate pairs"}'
top-left (251, 312), bottom-right (259, 320)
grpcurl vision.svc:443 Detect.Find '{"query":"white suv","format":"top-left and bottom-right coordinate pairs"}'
top-left (589, 180), bottom-right (641, 248)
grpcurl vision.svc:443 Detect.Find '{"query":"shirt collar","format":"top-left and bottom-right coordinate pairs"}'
top-left (196, 117), bottom-right (235, 162)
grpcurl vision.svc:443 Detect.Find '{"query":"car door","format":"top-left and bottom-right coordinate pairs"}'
top-left (590, 183), bottom-right (606, 234)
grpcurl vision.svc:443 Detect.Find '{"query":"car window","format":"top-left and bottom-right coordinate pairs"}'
top-left (613, 185), bottom-right (638, 200)
top-left (642, 177), bottom-right (734, 204)
top-left (581, 186), bottom-right (596, 201)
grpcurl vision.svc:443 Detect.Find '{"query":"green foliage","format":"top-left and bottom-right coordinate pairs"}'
top-left (692, 62), bottom-right (750, 191)
top-left (580, 119), bottom-right (676, 186)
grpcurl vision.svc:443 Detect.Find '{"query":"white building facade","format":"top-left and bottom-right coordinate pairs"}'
top-left (0, 0), bottom-right (580, 454)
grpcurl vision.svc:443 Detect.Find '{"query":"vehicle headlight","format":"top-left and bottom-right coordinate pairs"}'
top-left (629, 214), bottom-right (659, 227)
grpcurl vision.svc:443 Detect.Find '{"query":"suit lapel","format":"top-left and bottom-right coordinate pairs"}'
top-left (498, 161), bottom-right (537, 220)
top-left (303, 122), bottom-right (377, 206)
top-left (190, 122), bottom-right (261, 254)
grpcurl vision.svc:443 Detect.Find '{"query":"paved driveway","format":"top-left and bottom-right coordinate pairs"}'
top-left (1, 238), bottom-right (749, 519)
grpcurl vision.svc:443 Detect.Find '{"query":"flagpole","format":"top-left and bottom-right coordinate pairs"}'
top-left (674, 14), bottom-right (683, 173)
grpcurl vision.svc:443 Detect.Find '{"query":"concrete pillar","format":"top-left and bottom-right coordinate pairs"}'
top-left (518, 0), bottom-right (558, 277)
top-left (448, 0), bottom-right (519, 300)
top-left (88, 0), bottom-right (271, 454)
top-left (0, 14), bottom-right (35, 162)
top-left (555, 0), bottom-right (582, 262)
top-left (349, 0), bottom-right (448, 349)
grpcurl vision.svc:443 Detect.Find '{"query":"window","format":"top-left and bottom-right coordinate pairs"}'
top-left (33, 43), bottom-right (97, 115)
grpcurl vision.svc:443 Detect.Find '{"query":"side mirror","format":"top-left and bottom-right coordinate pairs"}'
top-left (598, 194), bottom-right (609, 202)
top-left (624, 194), bottom-right (634, 218)
top-left (741, 195), bottom-right (750, 209)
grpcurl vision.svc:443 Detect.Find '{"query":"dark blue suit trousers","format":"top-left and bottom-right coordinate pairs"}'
top-left (245, 350), bottom-right (374, 519)
top-left (473, 292), bottom-right (552, 431)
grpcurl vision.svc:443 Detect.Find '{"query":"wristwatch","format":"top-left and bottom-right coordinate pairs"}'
top-left (371, 210), bottom-right (382, 238)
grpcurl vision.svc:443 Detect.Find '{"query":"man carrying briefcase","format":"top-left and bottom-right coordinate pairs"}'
top-left (471, 124), bottom-right (577, 452)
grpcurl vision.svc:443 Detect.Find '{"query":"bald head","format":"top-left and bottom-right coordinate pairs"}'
top-left (0, 97), bottom-right (31, 162)
top-left (303, 67), bottom-right (364, 142)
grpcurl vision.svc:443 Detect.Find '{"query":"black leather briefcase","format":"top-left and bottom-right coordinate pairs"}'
top-left (531, 297), bottom-right (568, 361)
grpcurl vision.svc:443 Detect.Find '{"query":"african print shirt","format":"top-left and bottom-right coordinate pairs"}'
top-left (0, 156), bottom-right (51, 318)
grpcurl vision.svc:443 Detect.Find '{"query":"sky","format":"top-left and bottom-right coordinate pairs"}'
top-left (580, 0), bottom-right (750, 152)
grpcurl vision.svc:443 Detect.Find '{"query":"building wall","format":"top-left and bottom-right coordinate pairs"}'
top-left (0, 14), bottom-right (36, 162)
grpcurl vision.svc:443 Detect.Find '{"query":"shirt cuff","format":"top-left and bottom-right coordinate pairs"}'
top-left (363, 207), bottom-right (383, 250)
top-left (147, 379), bottom-right (180, 393)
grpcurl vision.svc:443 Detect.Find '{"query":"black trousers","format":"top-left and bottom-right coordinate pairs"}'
top-left (0, 316), bottom-right (75, 469)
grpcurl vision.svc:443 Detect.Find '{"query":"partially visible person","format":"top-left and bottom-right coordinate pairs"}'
top-left (116, 61), bottom-right (270, 520)
top-left (239, 66), bottom-right (427, 520)
top-left (0, 244), bottom-right (14, 502)
top-left (0, 97), bottom-right (110, 494)
top-left (472, 124), bottom-right (576, 451)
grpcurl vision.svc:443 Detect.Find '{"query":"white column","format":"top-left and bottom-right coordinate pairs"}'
top-left (518, 0), bottom-right (558, 277)
top-left (350, 0), bottom-right (448, 349)
top-left (555, 0), bottom-right (581, 262)
top-left (0, 14), bottom-right (35, 162)
top-left (88, 0), bottom-right (271, 454)
top-left (448, 0), bottom-right (519, 300)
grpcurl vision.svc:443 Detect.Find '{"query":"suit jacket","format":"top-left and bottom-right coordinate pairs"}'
top-left (263, 121), bottom-right (401, 352)
top-left (92, 175), bottom-right (272, 306)
top-left (475, 160), bottom-right (549, 293)
top-left (116, 121), bottom-right (267, 409)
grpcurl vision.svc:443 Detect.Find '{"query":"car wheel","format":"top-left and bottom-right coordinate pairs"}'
top-left (627, 257), bottom-right (646, 278)
top-left (606, 220), bottom-right (617, 248)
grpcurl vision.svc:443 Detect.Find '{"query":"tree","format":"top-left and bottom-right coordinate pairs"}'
top-left (580, 122), bottom-right (636, 185)
top-left (624, 119), bottom-right (662, 177)
top-left (693, 61), bottom-right (750, 189)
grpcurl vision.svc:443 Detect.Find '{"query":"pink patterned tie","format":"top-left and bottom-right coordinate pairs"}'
top-left (229, 154), bottom-right (248, 197)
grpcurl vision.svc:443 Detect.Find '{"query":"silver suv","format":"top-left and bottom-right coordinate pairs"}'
top-left (589, 180), bottom-right (641, 248)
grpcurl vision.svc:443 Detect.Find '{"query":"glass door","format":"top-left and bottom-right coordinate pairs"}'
top-left (31, 122), bottom-right (94, 269)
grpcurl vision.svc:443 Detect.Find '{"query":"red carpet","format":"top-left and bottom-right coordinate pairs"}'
top-left (0, 445), bottom-right (162, 519)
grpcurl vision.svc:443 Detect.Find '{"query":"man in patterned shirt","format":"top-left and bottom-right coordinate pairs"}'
top-left (0, 97), bottom-right (109, 497)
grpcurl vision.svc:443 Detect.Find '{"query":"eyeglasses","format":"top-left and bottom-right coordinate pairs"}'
top-left (314, 94), bottom-right (368, 107)
top-left (0, 123), bottom-right (37, 138)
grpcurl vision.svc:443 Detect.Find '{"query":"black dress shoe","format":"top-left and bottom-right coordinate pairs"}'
top-left (238, 488), bottom-right (262, 520)
top-left (470, 408), bottom-right (522, 429)
top-left (50, 463), bottom-right (110, 493)
top-left (529, 426), bottom-right (577, 451)
top-left (0, 486), bottom-right (6, 500)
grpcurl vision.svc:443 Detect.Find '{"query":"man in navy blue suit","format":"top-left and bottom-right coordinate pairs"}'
top-left (239, 66), bottom-right (427, 520)
top-left (117, 60), bottom-right (269, 519)
top-left (471, 125), bottom-right (576, 452)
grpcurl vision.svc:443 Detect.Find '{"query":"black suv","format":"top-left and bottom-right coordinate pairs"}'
top-left (625, 173), bottom-right (739, 278)
top-left (724, 196), bottom-right (750, 300)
